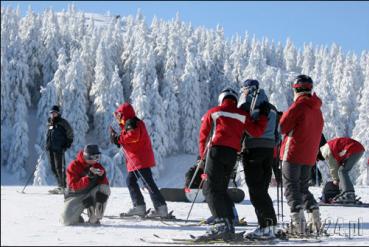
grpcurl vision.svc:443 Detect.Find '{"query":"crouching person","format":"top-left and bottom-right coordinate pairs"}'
top-left (61, 144), bottom-right (110, 225)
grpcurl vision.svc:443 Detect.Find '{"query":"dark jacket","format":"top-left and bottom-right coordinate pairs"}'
top-left (46, 116), bottom-right (74, 152)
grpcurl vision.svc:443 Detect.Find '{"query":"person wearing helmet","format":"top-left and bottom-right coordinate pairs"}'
top-left (46, 105), bottom-right (74, 194)
top-left (61, 144), bottom-right (110, 225)
top-left (279, 75), bottom-right (324, 235)
top-left (238, 79), bottom-right (279, 240)
top-left (197, 87), bottom-right (269, 241)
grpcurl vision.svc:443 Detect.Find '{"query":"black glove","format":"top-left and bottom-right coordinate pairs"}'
top-left (96, 191), bottom-right (109, 203)
top-left (259, 101), bottom-right (271, 116)
top-left (109, 127), bottom-right (120, 147)
top-left (87, 169), bottom-right (99, 182)
top-left (124, 118), bottom-right (138, 131)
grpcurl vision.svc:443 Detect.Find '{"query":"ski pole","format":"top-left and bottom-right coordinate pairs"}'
top-left (280, 161), bottom-right (284, 223)
top-left (19, 150), bottom-right (46, 193)
top-left (185, 173), bottom-right (207, 223)
top-left (277, 172), bottom-right (280, 221)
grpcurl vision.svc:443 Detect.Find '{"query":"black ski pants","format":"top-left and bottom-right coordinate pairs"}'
top-left (243, 148), bottom-right (277, 227)
top-left (48, 150), bottom-right (66, 188)
top-left (282, 161), bottom-right (318, 213)
top-left (203, 145), bottom-right (237, 222)
top-left (126, 168), bottom-right (166, 209)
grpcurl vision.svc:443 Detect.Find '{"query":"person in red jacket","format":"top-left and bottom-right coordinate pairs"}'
top-left (318, 137), bottom-right (365, 203)
top-left (110, 102), bottom-right (169, 218)
top-left (279, 75), bottom-right (324, 235)
top-left (197, 87), bottom-right (269, 241)
top-left (61, 144), bottom-right (110, 225)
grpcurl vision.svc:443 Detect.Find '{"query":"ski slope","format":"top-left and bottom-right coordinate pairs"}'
top-left (2, 154), bottom-right (369, 245)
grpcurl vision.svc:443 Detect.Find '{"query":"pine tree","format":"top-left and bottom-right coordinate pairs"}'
top-left (179, 34), bottom-right (201, 153)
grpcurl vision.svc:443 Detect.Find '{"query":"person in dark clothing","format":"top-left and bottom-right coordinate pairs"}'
top-left (46, 105), bottom-right (74, 194)
top-left (198, 87), bottom-right (269, 241)
top-left (238, 79), bottom-right (279, 239)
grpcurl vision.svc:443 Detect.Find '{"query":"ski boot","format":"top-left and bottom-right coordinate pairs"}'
top-left (288, 209), bottom-right (307, 236)
top-left (307, 206), bottom-right (322, 235)
top-left (48, 187), bottom-right (64, 194)
top-left (87, 206), bottom-right (100, 225)
top-left (196, 218), bottom-right (235, 242)
top-left (121, 204), bottom-right (147, 217)
top-left (147, 204), bottom-right (170, 218)
top-left (244, 225), bottom-right (276, 240)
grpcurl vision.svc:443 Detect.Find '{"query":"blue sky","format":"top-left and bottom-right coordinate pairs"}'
top-left (3, 1), bottom-right (369, 54)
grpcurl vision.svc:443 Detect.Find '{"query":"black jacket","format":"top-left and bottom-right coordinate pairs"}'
top-left (46, 116), bottom-right (74, 152)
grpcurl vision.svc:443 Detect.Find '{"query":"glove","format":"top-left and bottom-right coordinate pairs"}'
top-left (124, 118), bottom-right (138, 131)
top-left (90, 167), bottom-right (104, 176)
top-left (87, 169), bottom-right (99, 181)
top-left (109, 127), bottom-right (120, 147)
top-left (259, 101), bottom-right (271, 117)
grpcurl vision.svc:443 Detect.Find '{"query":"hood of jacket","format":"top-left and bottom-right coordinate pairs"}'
top-left (115, 103), bottom-right (136, 121)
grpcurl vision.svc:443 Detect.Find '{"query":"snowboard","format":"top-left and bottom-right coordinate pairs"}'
top-left (319, 202), bottom-right (369, 208)
top-left (159, 187), bottom-right (245, 203)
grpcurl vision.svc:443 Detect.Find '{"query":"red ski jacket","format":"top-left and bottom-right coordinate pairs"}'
top-left (199, 99), bottom-right (267, 159)
top-left (66, 151), bottom-right (109, 192)
top-left (279, 93), bottom-right (324, 166)
top-left (327, 137), bottom-right (365, 165)
top-left (115, 103), bottom-right (155, 172)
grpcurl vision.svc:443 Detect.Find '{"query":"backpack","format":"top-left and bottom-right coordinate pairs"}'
top-left (320, 181), bottom-right (340, 203)
top-left (184, 165), bottom-right (204, 189)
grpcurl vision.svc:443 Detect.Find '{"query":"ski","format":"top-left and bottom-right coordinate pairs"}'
top-left (160, 218), bottom-right (253, 228)
top-left (319, 202), bottom-right (369, 208)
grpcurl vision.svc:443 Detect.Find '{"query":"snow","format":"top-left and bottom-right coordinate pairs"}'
top-left (2, 155), bottom-right (369, 246)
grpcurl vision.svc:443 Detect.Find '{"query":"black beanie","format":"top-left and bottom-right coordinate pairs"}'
top-left (49, 105), bottom-right (60, 114)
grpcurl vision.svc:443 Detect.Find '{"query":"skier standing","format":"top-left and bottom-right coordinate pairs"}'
top-left (238, 79), bottom-right (279, 239)
top-left (198, 87), bottom-right (269, 241)
top-left (279, 75), bottom-right (324, 235)
top-left (61, 144), bottom-right (110, 225)
top-left (109, 102), bottom-right (169, 217)
top-left (318, 137), bottom-right (365, 203)
top-left (46, 105), bottom-right (74, 194)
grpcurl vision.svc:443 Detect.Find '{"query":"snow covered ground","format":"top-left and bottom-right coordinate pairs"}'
top-left (2, 184), bottom-right (369, 245)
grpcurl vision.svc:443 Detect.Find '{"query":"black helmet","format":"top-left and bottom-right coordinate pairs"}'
top-left (218, 87), bottom-right (238, 105)
top-left (292, 75), bottom-right (313, 92)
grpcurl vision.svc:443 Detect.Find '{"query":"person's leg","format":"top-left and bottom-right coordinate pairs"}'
top-left (60, 194), bottom-right (89, 225)
top-left (339, 152), bottom-right (363, 194)
top-left (126, 171), bottom-right (145, 207)
top-left (138, 168), bottom-right (166, 209)
top-left (88, 184), bottom-right (111, 223)
top-left (300, 165), bottom-right (318, 211)
top-left (282, 162), bottom-right (303, 213)
top-left (54, 151), bottom-right (64, 188)
top-left (203, 146), bottom-right (236, 220)
top-left (244, 148), bottom-right (276, 228)
top-left (48, 151), bottom-right (59, 185)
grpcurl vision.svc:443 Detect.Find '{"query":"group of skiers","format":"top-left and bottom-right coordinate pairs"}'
top-left (45, 73), bottom-right (365, 241)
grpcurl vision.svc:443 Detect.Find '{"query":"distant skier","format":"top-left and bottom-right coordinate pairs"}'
top-left (279, 75), bottom-right (324, 235)
top-left (61, 144), bottom-right (110, 225)
top-left (197, 87), bottom-right (269, 241)
top-left (238, 79), bottom-right (279, 239)
top-left (45, 105), bottom-right (74, 194)
top-left (318, 137), bottom-right (365, 203)
top-left (109, 102), bottom-right (170, 218)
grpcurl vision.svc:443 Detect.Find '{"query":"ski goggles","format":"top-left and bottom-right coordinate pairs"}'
top-left (84, 153), bottom-right (101, 162)
top-left (113, 112), bottom-right (125, 125)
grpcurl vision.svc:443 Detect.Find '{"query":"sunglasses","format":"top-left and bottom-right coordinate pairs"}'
top-left (85, 153), bottom-right (101, 162)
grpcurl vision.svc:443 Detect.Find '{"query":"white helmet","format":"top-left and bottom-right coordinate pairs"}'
top-left (218, 87), bottom-right (238, 105)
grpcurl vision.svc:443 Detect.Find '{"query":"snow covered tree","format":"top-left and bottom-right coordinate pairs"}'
top-left (61, 51), bottom-right (89, 161)
top-left (179, 34), bottom-right (201, 153)
top-left (301, 43), bottom-right (315, 76)
top-left (283, 38), bottom-right (298, 72)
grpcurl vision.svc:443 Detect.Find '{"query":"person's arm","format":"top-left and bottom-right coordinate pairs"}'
top-left (244, 114), bottom-right (268, 137)
top-left (60, 119), bottom-right (74, 147)
top-left (279, 103), bottom-right (301, 135)
top-left (198, 112), bottom-right (212, 160)
top-left (66, 165), bottom-right (97, 192)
